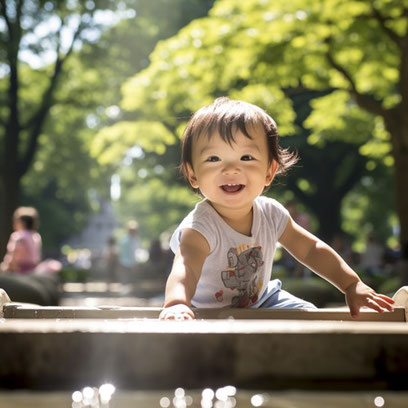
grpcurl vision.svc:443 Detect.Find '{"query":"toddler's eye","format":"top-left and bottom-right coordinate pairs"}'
top-left (241, 155), bottom-right (254, 161)
top-left (206, 156), bottom-right (220, 162)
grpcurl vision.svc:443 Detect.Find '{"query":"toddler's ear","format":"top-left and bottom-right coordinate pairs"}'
top-left (186, 163), bottom-right (199, 189)
top-left (265, 160), bottom-right (279, 186)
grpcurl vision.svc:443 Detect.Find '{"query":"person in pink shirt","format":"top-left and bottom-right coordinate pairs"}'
top-left (1, 207), bottom-right (42, 274)
top-left (1, 206), bottom-right (61, 275)
top-left (1, 207), bottom-right (62, 305)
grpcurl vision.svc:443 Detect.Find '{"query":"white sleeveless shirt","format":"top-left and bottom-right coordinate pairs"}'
top-left (170, 196), bottom-right (289, 308)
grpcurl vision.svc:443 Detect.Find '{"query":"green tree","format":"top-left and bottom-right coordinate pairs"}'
top-left (17, 55), bottom-right (106, 250)
top-left (99, 0), bottom-right (407, 265)
top-left (0, 0), bottom-right (215, 255)
top-left (0, 0), bottom-right (126, 255)
top-left (274, 89), bottom-right (372, 242)
top-left (86, 0), bottom-right (216, 241)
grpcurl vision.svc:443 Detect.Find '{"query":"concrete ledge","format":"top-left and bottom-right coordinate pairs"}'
top-left (1, 317), bottom-right (408, 334)
top-left (1, 318), bottom-right (408, 390)
top-left (1, 287), bottom-right (407, 391)
top-left (2, 304), bottom-right (406, 321)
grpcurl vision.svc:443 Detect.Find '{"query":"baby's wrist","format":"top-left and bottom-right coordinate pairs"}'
top-left (163, 300), bottom-right (191, 309)
top-left (343, 278), bottom-right (362, 293)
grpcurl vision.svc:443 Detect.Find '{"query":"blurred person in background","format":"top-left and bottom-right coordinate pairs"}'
top-left (0, 206), bottom-right (61, 305)
top-left (330, 233), bottom-right (354, 268)
top-left (281, 201), bottom-right (312, 278)
top-left (118, 220), bottom-right (140, 285)
top-left (360, 233), bottom-right (385, 277)
top-left (1, 206), bottom-right (61, 275)
top-left (103, 236), bottom-right (119, 289)
top-left (148, 238), bottom-right (174, 278)
top-left (1, 206), bottom-right (41, 274)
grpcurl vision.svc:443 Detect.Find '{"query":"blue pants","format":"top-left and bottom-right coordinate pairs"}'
top-left (252, 279), bottom-right (317, 309)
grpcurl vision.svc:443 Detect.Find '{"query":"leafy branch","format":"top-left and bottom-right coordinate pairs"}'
top-left (19, 13), bottom-right (88, 176)
top-left (324, 37), bottom-right (387, 119)
top-left (370, 4), bottom-right (403, 49)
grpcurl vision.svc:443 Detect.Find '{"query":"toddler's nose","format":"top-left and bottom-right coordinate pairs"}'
top-left (222, 162), bottom-right (240, 175)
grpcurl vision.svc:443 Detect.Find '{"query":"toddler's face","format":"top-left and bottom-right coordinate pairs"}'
top-left (14, 220), bottom-right (24, 231)
top-left (186, 126), bottom-right (278, 215)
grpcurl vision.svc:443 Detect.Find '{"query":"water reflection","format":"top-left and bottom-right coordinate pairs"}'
top-left (250, 394), bottom-right (265, 407)
top-left (71, 383), bottom-right (115, 408)
top-left (374, 396), bottom-right (385, 407)
top-left (68, 385), bottom-right (408, 408)
top-left (160, 396), bottom-right (171, 407)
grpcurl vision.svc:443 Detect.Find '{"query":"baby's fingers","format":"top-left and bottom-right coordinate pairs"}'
top-left (159, 310), bottom-right (177, 320)
top-left (175, 313), bottom-right (194, 321)
top-left (364, 296), bottom-right (394, 313)
top-left (158, 310), bottom-right (170, 320)
top-left (365, 298), bottom-right (386, 313)
top-left (373, 295), bottom-right (394, 311)
top-left (376, 294), bottom-right (395, 305)
top-left (349, 303), bottom-right (361, 319)
top-left (159, 311), bottom-right (193, 321)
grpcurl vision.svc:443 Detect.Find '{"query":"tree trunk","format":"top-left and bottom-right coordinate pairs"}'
top-left (0, 184), bottom-right (7, 259)
top-left (393, 149), bottom-right (408, 285)
top-left (386, 110), bottom-right (408, 284)
top-left (0, 172), bottom-right (20, 260)
top-left (313, 191), bottom-right (342, 244)
top-left (1, 77), bottom-right (21, 260)
top-left (393, 147), bottom-right (408, 259)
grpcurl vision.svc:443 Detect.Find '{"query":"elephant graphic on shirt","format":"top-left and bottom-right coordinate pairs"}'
top-left (221, 246), bottom-right (264, 307)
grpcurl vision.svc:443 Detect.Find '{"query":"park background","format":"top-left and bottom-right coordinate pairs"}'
top-left (1, 0), bottom-right (407, 298)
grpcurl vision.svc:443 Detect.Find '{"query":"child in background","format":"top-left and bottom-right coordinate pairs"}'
top-left (159, 97), bottom-right (394, 320)
top-left (118, 220), bottom-right (140, 285)
top-left (1, 207), bottom-right (42, 273)
top-left (0, 206), bottom-right (61, 275)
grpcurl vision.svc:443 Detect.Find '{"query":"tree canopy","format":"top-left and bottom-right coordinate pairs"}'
top-left (96, 0), bottom-right (407, 256)
top-left (0, 0), bottom-right (215, 254)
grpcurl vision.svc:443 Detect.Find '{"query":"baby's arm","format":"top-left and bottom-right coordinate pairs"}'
top-left (159, 228), bottom-right (210, 320)
top-left (279, 217), bottom-right (394, 318)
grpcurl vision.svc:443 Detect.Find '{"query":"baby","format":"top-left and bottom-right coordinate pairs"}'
top-left (159, 97), bottom-right (394, 320)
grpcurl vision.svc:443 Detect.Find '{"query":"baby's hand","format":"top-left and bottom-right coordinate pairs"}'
top-left (159, 304), bottom-right (195, 321)
top-left (345, 281), bottom-right (394, 318)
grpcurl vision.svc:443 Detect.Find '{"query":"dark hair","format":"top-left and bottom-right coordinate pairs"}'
top-left (180, 97), bottom-right (298, 191)
top-left (13, 207), bottom-right (39, 230)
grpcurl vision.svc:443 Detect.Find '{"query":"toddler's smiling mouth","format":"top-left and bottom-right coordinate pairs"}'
top-left (220, 184), bottom-right (244, 193)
